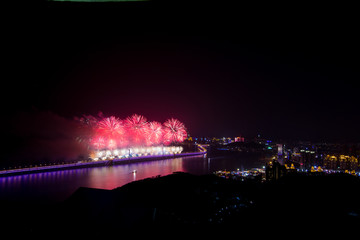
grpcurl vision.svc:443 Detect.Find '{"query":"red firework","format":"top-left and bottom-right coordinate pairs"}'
top-left (97, 116), bottom-right (125, 139)
top-left (126, 114), bottom-right (148, 144)
top-left (163, 118), bottom-right (187, 145)
top-left (146, 121), bottom-right (163, 145)
top-left (107, 139), bottom-right (117, 150)
top-left (77, 113), bottom-right (188, 150)
top-left (126, 114), bottom-right (147, 131)
top-left (91, 136), bottom-right (105, 150)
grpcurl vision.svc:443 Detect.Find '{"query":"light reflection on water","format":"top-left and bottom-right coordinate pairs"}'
top-left (0, 154), bottom-right (265, 203)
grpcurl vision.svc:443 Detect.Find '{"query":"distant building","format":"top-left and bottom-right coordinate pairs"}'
top-left (339, 155), bottom-right (358, 170)
top-left (266, 160), bottom-right (286, 181)
top-left (323, 155), bottom-right (358, 171)
top-left (323, 155), bottom-right (337, 169)
top-left (277, 144), bottom-right (284, 165)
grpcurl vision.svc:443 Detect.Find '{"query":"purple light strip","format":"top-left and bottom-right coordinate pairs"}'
top-left (0, 151), bottom-right (206, 176)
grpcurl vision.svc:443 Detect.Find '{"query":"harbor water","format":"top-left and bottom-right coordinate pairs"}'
top-left (0, 152), bottom-right (268, 204)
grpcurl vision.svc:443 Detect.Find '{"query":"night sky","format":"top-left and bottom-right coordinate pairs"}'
top-left (4, 2), bottom-right (360, 144)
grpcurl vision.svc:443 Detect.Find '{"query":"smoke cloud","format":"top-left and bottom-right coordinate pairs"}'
top-left (2, 110), bottom-right (89, 167)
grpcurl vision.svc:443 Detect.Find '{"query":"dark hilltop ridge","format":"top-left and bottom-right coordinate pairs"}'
top-left (3, 172), bottom-right (360, 236)
top-left (45, 172), bottom-right (360, 235)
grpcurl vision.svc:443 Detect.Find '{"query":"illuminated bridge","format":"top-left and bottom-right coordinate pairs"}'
top-left (0, 144), bottom-right (207, 176)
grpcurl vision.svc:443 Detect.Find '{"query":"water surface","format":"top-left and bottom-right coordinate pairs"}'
top-left (0, 153), bottom-right (267, 203)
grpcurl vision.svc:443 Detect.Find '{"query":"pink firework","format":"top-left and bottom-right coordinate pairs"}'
top-left (107, 139), bottom-right (117, 150)
top-left (146, 121), bottom-right (163, 145)
top-left (76, 112), bottom-right (189, 150)
top-left (97, 116), bottom-right (125, 139)
top-left (163, 118), bottom-right (187, 145)
top-left (91, 136), bottom-right (106, 150)
top-left (126, 114), bottom-right (148, 144)
top-left (126, 114), bottom-right (147, 131)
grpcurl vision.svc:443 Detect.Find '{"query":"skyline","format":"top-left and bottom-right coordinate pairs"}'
top-left (2, 3), bottom-right (360, 234)
top-left (3, 2), bottom-right (360, 144)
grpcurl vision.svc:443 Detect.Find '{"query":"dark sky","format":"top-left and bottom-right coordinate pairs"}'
top-left (4, 1), bottom-right (360, 143)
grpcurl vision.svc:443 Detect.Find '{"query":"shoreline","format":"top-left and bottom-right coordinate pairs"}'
top-left (0, 151), bottom-right (206, 177)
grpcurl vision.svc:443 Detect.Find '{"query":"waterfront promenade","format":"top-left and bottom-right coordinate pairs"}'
top-left (0, 151), bottom-right (206, 177)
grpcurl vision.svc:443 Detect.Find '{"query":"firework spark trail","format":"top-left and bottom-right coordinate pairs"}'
top-left (163, 118), bottom-right (188, 145)
top-left (91, 136), bottom-right (105, 150)
top-left (96, 116), bottom-right (126, 149)
top-left (76, 113), bottom-right (187, 150)
top-left (125, 114), bottom-right (147, 132)
top-left (125, 114), bottom-right (148, 144)
top-left (97, 116), bottom-right (124, 138)
top-left (146, 121), bottom-right (164, 145)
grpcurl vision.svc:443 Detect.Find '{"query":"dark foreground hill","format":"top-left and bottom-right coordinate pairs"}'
top-left (54, 173), bottom-right (360, 234)
top-left (2, 172), bottom-right (360, 236)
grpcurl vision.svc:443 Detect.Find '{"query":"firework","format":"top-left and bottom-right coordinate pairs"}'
top-left (97, 116), bottom-right (124, 138)
top-left (76, 113), bottom-right (188, 151)
top-left (107, 139), bottom-right (117, 150)
top-left (125, 114), bottom-right (148, 144)
top-left (163, 118), bottom-right (187, 145)
top-left (91, 136), bottom-right (105, 150)
top-left (97, 116), bottom-right (126, 149)
top-left (126, 114), bottom-right (147, 132)
top-left (146, 121), bottom-right (163, 145)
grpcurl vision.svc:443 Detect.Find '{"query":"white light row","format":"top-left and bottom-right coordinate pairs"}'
top-left (92, 146), bottom-right (183, 161)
